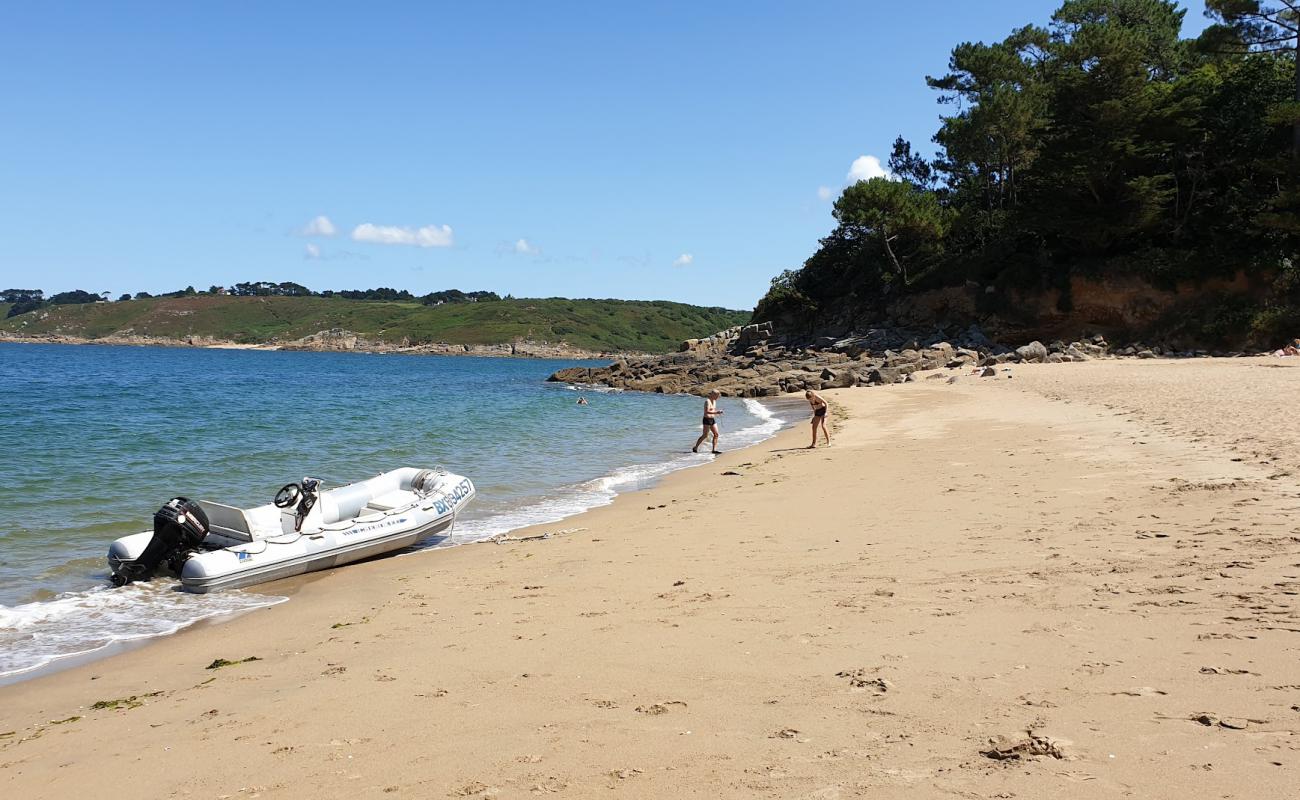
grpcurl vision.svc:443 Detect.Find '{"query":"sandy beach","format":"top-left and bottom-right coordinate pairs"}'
top-left (3, 358), bottom-right (1298, 799)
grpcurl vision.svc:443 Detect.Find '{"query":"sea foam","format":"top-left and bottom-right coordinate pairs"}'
top-left (0, 583), bottom-right (285, 680)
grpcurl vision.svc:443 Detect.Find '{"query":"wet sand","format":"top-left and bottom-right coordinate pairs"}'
top-left (2, 358), bottom-right (1298, 799)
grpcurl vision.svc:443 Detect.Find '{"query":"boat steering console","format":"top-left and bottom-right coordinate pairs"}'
top-left (275, 477), bottom-right (322, 531)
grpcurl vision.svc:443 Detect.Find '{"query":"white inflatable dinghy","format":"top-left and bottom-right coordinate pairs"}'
top-left (107, 467), bottom-right (475, 593)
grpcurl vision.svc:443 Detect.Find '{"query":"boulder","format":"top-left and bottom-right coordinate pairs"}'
top-left (861, 367), bottom-right (905, 386)
top-left (1015, 340), bottom-right (1049, 363)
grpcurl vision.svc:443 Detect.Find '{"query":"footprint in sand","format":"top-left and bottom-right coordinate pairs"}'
top-left (635, 701), bottom-right (687, 715)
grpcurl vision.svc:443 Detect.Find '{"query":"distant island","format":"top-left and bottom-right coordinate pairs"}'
top-left (0, 285), bottom-right (750, 356)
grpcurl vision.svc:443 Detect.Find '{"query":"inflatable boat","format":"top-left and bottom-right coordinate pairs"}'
top-left (107, 467), bottom-right (475, 593)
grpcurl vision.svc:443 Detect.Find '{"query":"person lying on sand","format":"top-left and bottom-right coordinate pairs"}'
top-left (805, 390), bottom-right (830, 448)
top-left (692, 390), bottom-right (723, 454)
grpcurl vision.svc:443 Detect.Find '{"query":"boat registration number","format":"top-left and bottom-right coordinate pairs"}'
top-left (431, 479), bottom-right (473, 515)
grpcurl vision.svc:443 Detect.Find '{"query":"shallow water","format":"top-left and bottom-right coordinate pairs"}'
top-left (0, 342), bottom-right (794, 678)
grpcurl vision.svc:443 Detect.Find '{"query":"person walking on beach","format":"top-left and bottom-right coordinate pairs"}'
top-left (692, 390), bottom-right (723, 454)
top-left (806, 390), bottom-right (830, 448)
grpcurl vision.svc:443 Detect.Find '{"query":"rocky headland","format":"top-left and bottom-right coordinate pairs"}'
top-left (0, 328), bottom-right (627, 360)
top-left (548, 321), bottom-right (1257, 397)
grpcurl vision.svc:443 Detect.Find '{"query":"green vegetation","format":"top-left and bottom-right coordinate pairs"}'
top-left (1, 294), bottom-right (749, 353)
top-left (754, 0), bottom-right (1300, 346)
top-left (90, 691), bottom-right (163, 710)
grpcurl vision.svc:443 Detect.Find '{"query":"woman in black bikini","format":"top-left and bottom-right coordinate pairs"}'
top-left (805, 390), bottom-right (830, 448)
top-left (692, 390), bottom-right (723, 454)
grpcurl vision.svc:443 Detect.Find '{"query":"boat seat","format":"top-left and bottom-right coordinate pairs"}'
top-left (196, 501), bottom-right (255, 543)
top-left (365, 490), bottom-right (417, 513)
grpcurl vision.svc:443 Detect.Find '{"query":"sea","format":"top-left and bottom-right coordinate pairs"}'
top-left (0, 342), bottom-right (795, 681)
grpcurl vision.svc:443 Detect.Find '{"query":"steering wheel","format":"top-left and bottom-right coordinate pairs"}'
top-left (274, 483), bottom-right (302, 509)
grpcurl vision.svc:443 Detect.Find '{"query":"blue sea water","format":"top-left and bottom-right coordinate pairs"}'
top-left (0, 342), bottom-right (791, 678)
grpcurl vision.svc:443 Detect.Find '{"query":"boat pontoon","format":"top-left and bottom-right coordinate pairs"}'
top-left (107, 467), bottom-right (475, 593)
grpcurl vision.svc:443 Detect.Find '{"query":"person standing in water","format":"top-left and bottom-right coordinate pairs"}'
top-left (805, 390), bottom-right (830, 448)
top-left (692, 390), bottom-right (723, 454)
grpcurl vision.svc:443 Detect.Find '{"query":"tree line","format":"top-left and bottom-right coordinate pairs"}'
top-left (2, 285), bottom-right (503, 318)
top-left (754, 0), bottom-right (1300, 346)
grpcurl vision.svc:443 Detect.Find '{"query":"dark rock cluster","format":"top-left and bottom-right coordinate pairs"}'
top-left (548, 323), bottom-right (1118, 397)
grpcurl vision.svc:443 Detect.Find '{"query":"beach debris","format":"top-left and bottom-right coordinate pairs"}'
top-left (1198, 666), bottom-right (1255, 675)
top-left (1189, 712), bottom-right (1258, 729)
top-left (322, 664), bottom-right (347, 676)
top-left (721, 470), bottom-right (743, 476)
top-left (331, 616), bottom-right (370, 629)
top-left (605, 764), bottom-right (642, 780)
top-left (49, 716), bottom-right (81, 725)
top-left (980, 733), bottom-right (1069, 761)
top-left (772, 728), bottom-right (800, 739)
top-left (836, 668), bottom-right (892, 695)
top-left (672, 580), bottom-right (686, 586)
top-left (91, 691), bottom-right (164, 711)
top-left (946, 376), bottom-right (959, 384)
top-left (205, 656), bottom-right (262, 670)
top-left (592, 699), bottom-right (618, 708)
top-left (486, 527), bottom-right (587, 545)
top-left (1112, 686), bottom-right (1167, 697)
top-left (635, 701), bottom-right (687, 715)
top-left (450, 780), bottom-right (497, 797)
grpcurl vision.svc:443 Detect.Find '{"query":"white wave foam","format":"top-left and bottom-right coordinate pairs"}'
top-left (437, 398), bottom-right (786, 545)
top-left (0, 583), bottom-right (285, 678)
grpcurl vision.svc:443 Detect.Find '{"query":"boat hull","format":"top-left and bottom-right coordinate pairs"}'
top-left (107, 471), bottom-right (475, 593)
top-left (180, 515), bottom-right (455, 593)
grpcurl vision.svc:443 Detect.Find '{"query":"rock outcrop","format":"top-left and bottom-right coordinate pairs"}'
top-left (548, 323), bottom-right (1138, 397)
top-left (226, 329), bottom-right (629, 359)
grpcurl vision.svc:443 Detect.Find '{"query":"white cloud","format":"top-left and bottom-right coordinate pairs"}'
top-left (351, 223), bottom-right (454, 248)
top-left (304, 243), bottom-right (321, 259)
top-left (847, 155), bottom-right (890, 184)
top-left (514, 238), bottom-right (539, 255)
top-left (817, 185), bottom-right (835, 201)
top-left (301, 215), bottom-right (336, 237)
top-left (673, 253), bottom-right (694, 267)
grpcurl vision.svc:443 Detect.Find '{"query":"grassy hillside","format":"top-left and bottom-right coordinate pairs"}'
top-left (1, 295), bottom-right (748, 353)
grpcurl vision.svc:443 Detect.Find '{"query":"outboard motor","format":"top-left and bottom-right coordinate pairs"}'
top-left (111, 497), bottom-right (209, 586)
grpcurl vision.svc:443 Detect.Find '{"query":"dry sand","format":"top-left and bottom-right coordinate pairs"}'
top-left (2, 358), bottom-right (1298, 799)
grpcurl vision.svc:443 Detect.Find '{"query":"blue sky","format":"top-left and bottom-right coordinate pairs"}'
top-left (0, 1), bottom-right (1211, 310)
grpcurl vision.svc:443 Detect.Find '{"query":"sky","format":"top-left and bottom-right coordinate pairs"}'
top-left (0, 1), bottom-right (1212, 311)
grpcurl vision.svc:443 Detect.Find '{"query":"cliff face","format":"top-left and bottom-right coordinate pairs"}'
top-left (776, 271), bottom-right (1273, 350)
